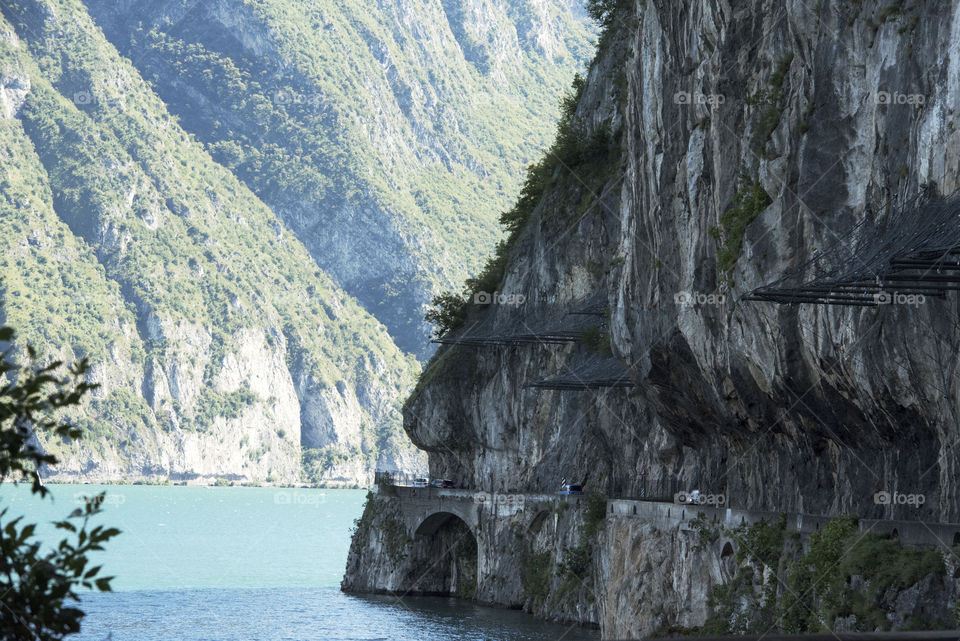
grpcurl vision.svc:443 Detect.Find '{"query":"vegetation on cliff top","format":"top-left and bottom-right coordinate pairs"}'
top-left (425, 72), bottom-right (620, 339)
top-left (422, 0), bottom-right (631, 343)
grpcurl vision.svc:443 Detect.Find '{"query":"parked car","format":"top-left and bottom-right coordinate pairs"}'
top-left (559, 483), bottom-right (584, 495)
top-left (413, 478), bottom-right (429, 487)
top-left (439, 479), bottom-right (457, 488)
top-left (429, 479), bottom-right (443, 487)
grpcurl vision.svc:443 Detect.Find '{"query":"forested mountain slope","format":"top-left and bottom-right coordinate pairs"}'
top-left (85, 0), bottom-right (594, 356)
top-left (0, 0), bottom-right (590, 483)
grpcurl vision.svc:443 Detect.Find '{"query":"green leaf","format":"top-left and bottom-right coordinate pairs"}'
top-left (55, 521), bottom-right (77, 533)
top-left (97, 527), bottom-right (122, 540)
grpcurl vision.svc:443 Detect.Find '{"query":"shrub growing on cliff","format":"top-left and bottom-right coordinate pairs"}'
top-left (557, 543), bottom-right (591, 580)
top-left (689, 513), bottom-right (721, 550)
top-left (731, 513), bottom-right (786, 568)
top-left (703, 565), bottom-right (762, 635)
top-left (580, 326), bottom-right (612, 357)
top-left (583, 490), bottom-right (608, 537)
top-left (453, 524), bottom-right (478, 599)
top-left (586, 0), bottom-right (632, 30)
top-left (778, 516), bottom-right (947, 632)
top-left (710, 177), bottom-right (772, 281)
top-left (748, 53), bottom-right (795, 154)
top-left (188, 384), bottom-right (260, 431)
top-left (0, 325), bottom-right (120, 640)
top-left (424, 291), bottom-right (468, 339)
top-left (700, 516), bottom-right (787, 634)
top-left (302, 446), bottom-right (358, 484)
top-left (521, 551), bottom-right (552, 610)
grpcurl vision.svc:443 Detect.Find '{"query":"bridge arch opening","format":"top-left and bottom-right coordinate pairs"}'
top-left (413, 512), bottom-right (478, 599)
top-left (719, 540), bottom-right (737, 578)
top-left (527, 510), bottom-right (550, 536)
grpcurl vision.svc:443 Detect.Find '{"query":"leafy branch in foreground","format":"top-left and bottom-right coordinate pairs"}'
top-left (0, 327), bottom-right (95, 494)
top-left (0, 325), bottom-right (121, 641)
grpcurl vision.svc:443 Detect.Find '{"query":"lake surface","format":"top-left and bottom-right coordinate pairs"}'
top-left (1, 485), bottom-right (599, 641)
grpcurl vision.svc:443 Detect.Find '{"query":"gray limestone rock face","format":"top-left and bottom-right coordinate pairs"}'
top-left (383, 0), bottom-right (960, 636)
top-left (408, 0), bottom-right (960, 528)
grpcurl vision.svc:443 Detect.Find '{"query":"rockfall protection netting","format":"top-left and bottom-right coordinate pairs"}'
top-left (431, 293), bottom-right (608, 346)
top-left (745, 192), bottom-right (960, 306)
top-left (431, 329), bottom-right (584, 346)
top-left (565, 289), bottom-right (609, 317)
top-left (526, 355), bottom-right (634, 390)
top-left (432, 294), bottom-right (633, 389)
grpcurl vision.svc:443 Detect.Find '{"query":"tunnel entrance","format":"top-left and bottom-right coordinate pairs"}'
top-left (413, 512), bottom-right (478, 599)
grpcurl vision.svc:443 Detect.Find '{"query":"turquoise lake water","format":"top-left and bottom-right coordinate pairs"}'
top-left (0, 485), bottom-right (600, 640)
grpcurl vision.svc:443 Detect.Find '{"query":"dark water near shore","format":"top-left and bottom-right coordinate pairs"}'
top-left (2, 484), bottom-right (599, 641)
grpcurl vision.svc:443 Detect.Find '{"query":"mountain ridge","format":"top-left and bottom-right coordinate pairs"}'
top-left (0, 0), bottom-right (593, 484)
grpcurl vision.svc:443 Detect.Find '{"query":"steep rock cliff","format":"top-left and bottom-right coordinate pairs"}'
top-left (375, 0), bottom-right (960, 635)
top-left (409, 0), bottom-right (960, 526)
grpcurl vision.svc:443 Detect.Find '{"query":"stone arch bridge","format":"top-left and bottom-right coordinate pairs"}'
top-left (349, 484), bottom-right (960, 607)
top-left (385, 485), bottom-right (960, 553)
top-left (386, 486), bottom-right (564, 538)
